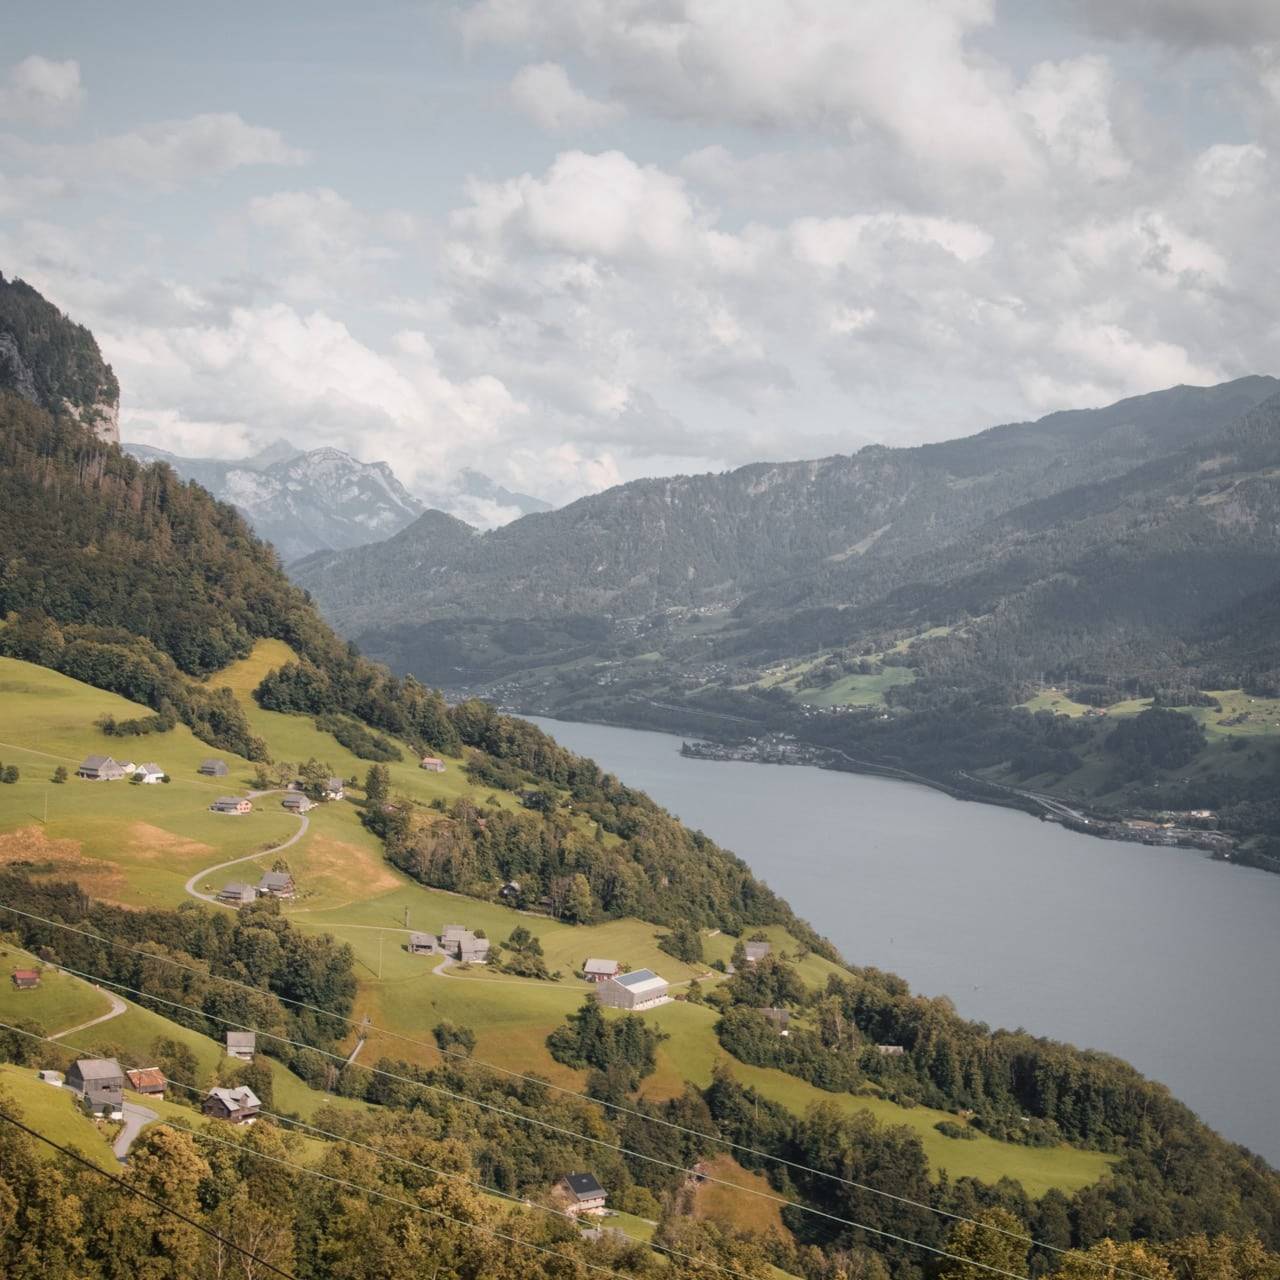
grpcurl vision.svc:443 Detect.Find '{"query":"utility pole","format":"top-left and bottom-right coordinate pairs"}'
top-left (378, 930), bottom-right (384, 980)
top-left (43, 790), bottom-right (48, 824)
top-left (403, 906), bottom-right (409, 929)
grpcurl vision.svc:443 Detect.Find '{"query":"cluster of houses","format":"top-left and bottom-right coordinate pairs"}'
top-left (76, 755), bottom-right (166, 783)
top-left (50, 1056), bottom-right (263, 1124)
top-left (408, 924), bottom-right (491, 964)
top-left (216, 869), bottom-right (297, 907)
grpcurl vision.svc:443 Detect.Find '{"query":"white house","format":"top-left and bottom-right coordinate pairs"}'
top-left (594, 968), bottom-right (669, 1011)
top-left (135, 762), bottom-right (166, 784)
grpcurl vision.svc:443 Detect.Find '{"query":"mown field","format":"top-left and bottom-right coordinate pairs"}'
top-left (0, 645), bottom-right (1118, 1198)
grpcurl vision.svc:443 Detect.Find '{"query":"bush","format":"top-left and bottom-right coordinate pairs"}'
top-left (934, 1119), bottom-right (978, 1140)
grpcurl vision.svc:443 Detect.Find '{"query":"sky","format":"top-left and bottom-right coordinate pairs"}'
top-left (2, 1), bottom-right (1279, 519)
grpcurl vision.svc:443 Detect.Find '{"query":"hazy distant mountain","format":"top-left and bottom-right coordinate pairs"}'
top-left (126, 442), bottom-right (425, 561)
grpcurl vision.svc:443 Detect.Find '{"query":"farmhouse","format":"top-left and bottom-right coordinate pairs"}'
top-left (225, 1031), bottom-right (256, 1062)
top-left (325, 777), bottom-right (345, 801)
top-left (440, 924), bottom-right (490, 964)
top-left (743, 941), bottom-right (771, 964)
top-left (199, 758), bottom-right (230, 776)
top-left (408, 931), bottom-right (439, 955)
top-left (10, 968), bottom-right (40, 990)
top-left (217, 882), bottom-right (257, 907)
top-left (125, 1067), bottom-right (167, 1097)
top-left (582, 958), bottom-right (620, 983)
top-left (554, 1172), bottom-right (608, 1217)
top-left (76, 754), bottom-right (125, 781)
top-left (257, 870), bottom-right (296, 899)
top-left (135, 762), bottom-right (166, 784)
top-left (204, 1085), bottom-right (261, 1124)
top-left (67, 1058), bottom-right (125, 1118)
top-left (281, 793), bottom-right (314, 813)
top-left (595, 968), bottom-right (669, 1011)
top-left (211, 796), bottom-right (252, 814)
top-left (419, 756), bottom-right (446, 772)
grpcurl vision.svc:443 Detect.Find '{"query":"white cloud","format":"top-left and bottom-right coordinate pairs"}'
top-left (4, 113), bottom-right (306, 190)
top-left (1017, 56), bottom-right (1131, 180)
top-left (0, 55), bottom-right (84, 126)
top-left (509, 62), bottom-right (623, 130)
top-left (1064, 0), bottom-right (1280, 48)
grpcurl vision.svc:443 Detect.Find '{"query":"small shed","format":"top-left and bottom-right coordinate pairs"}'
top-left (743, 941), bottom-right (771, 964)
top-left (282, 793), bottom-right (314, 813)
top-left (582, 958), bottom-right (620, 983)
top-left (211, 797), bottom-right (252, 814)
top-left (135, 763), bottom-right (166, 784)
top-left (10, 968), bottom-right (40, 990)
top-left (419, 756), bottom-right (446, 772)
top-left (199, 759), bottom-right (230, 777)
top-left (556, 1171), bottom-right (608, 1216)
top-left (204, 1085), bottom-right (261, 1124)
top-left (225, 1031), bottom-right (256, 1062)
top-left (37, 1069), bottom-right (63, 1086)
top-left (126, 1067), bottom-right (167, 1097)
top-left (257, 870), bottom-right (296, 899)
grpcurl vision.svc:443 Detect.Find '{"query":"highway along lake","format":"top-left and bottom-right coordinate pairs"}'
top-left (529, 717), bottom-right (1280, 1166)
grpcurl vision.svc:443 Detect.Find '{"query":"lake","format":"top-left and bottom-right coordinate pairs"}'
top-left (529, 716), bottom-right (1280, 1166)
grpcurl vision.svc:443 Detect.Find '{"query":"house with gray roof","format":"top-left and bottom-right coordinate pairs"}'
top-left (76, 754), bottom-right (126, 781)
top-left (408, 931), bottom-right (439, 954)
top-left (555, 1171), bottom-right (607, 1216)
top-left (594, 968), bottom-right (669, 1011)
top-left (204, 1085), bottom-right (261, 1124)
top-left (135, 762), bottom-right (166, 784)
top-left (217, 882), bottom-right (257, 907)
top-left (66, 1058), bottom-right (125, 1118)
top-left (211, 796), bottom-right (252, 814)
top-left (199, 758), bottom-right (230, 776)
top-left (257, 870), bottom-right (296, 898)
top-left (582, 958), bottom-right (620, 982)
top-left (440, 924), bottom-right (490, 964)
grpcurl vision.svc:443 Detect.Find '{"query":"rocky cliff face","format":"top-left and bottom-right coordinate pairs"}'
top-left (0, 272), bottom-right (121, 443)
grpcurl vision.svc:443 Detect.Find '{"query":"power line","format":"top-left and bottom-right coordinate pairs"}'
top-left (4, 967), bottom-right (1043, 1280)
top-left (0, 897), bottom-right (1120, 1270)
top-left (0, 1018), bottom-right (787, 1280)
top-left (0, 1108), bottom-right (301, 1280)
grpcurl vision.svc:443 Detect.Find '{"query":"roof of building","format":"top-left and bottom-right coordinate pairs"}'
top-left (80, 754), bottom-right (112, 769)
top-left (126, 1067), bottom-right (167, 1091)
top-left (583, 958), bottom-right (619, 974)
top-left (220, 882), bottom-right (255, 898)
top-left (420, 756), bottom-right (444, 765)
top-left (213, 796), bottom-right (244, 807)
top-left (327, 777), bottom-right (343, 789)
top-left (226, 1031), bottom-right (256, 1049)
top-left (409, 931), bottom-right (437, 947)
top-left (744, 941), bottom-right (771, 959)
top-left (258, 871), bottom-right (293, 890)
top-left (138, 762), bottom-right (164, 774)
top-left (73, 1057), bottom-right (123, 1082)
top-left (12, 968), bottom-right (40, 980)
top-left (611, 968), bottom-right (667, 994)
top-left (207, 1085), bottom-right (261, 1111)
top-left (562, 1171), bottom-right (606, 1200)
top-left (441, 924), bottom-right (468, 939)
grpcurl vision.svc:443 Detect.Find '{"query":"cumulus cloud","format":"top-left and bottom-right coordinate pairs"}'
top-left (0, 55), bottom-right (84, 126)
top-left (509, 62), bottom-right (623, 130)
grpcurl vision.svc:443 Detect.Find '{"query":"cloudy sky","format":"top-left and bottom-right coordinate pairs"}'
top-left (3, 1), bottom-right (1279, 516)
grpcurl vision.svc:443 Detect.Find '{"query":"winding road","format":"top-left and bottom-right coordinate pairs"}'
top-left (48, 988), bottom-right (127, 1040)
top-left (113, 1101), bottom-right (158, 1162)
top-left (184, 790), bottom-right (310, 906)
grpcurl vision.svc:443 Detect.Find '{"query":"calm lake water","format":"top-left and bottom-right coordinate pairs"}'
top-left (529, 716), bottom-right (1280, 1166)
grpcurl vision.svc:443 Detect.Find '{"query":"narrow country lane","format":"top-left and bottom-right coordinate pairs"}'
top-left (184, 790), bottom-right (309, 906)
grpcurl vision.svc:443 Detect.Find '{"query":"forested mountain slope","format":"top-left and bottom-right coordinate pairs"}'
top-left (295, 376), bottom-right (1278, 630)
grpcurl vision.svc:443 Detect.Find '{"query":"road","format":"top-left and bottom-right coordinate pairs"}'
top-left (114, 1100), bottom-right (157, 1161)
top-left (48, 988), bottom-right (127, 1040)
top-left (184, 791), bottom-right (310, 906)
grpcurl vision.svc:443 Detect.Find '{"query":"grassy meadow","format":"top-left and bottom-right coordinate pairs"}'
top-left (0, 643), bottom-right (1120, 1198)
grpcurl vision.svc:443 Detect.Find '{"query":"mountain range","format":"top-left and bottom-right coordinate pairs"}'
top-left (124, 441), bottom-right (551, 561)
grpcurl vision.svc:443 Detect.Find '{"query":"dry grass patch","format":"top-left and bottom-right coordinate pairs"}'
top-left (0, 825), bottom-right (130, 902)
top-left (123, 822), bottom-right (215, 861)
top-left (688, 1154), bottom-right (793, 1242)
top-left (293, 835), bottom-right (402, 904)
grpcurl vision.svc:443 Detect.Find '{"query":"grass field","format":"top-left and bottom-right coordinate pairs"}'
top-left (0, 1060), bottom-right (118, 1168)
top-left (691, 1153), bottom-right (792, 1240)
top-left (0, 646), bottom-right (1120, 1200)
top-left (798, 665), bottom-right (916, 709)
top-left (0, 948), bottom-right (112, 1034)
